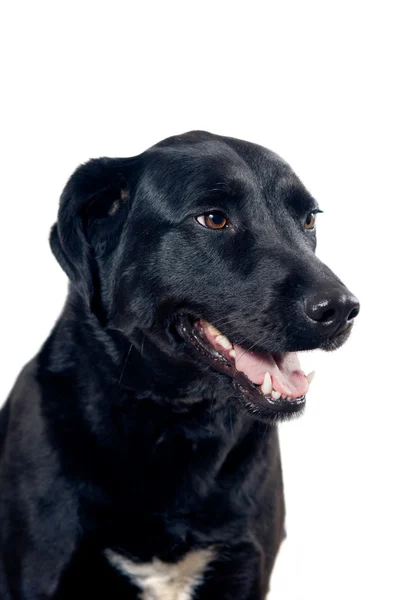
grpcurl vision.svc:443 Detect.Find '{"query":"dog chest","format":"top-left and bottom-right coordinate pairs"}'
top-left (104, 547), bottom-right (215, 600)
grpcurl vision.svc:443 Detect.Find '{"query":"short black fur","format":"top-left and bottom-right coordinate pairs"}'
top-left (0, 131), bottom-right (359, 599)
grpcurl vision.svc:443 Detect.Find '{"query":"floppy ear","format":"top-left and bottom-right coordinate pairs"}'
top-left (50, 156), bottom-right (137, 312)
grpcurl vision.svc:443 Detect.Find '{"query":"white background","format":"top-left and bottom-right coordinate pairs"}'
top-left (0, 2), bottom-right (397, 598)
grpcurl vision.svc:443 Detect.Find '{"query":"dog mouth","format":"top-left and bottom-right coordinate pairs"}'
top-left (176, 315), bottom-right (314, 417)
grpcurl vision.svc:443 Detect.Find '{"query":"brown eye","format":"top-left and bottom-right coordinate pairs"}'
top-left (196, 212), bottom-right (228, 230)
top-left (304, 212), bottom-right (317, 230)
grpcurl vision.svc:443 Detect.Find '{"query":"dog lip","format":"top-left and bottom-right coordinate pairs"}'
top-left (320, 323), bottom-right (353, 351)
top-left (175, 314), bottom-right (306, 416)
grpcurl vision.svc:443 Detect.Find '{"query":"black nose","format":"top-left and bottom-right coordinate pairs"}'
top-left (304, 288), bottom-right (360, 335)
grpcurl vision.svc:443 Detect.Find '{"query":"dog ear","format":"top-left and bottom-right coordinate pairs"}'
top-left (50, 157), bottom-right (137, 312)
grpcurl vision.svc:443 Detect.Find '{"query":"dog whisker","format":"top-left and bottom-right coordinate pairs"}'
top-left (118, 342), bottom-right (133, 386)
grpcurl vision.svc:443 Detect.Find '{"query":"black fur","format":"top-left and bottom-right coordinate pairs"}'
top-left (0, 131), bottom-right (359, 599)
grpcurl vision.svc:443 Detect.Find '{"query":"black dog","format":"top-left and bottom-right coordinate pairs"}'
top-left (0, 131), bottom-right (359, 599)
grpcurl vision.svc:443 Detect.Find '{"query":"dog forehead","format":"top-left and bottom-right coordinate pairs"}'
top-left (138, 138), bottom-right (302, 217)
top-left (151, 136), bottom-right (292, 181)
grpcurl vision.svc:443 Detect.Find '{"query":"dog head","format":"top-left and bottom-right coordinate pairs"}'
top-left (51, 131), bottom-right (359, 422)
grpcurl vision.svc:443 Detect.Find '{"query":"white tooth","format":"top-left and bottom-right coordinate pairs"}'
top-left (271, 390), bottom-right (282, 400)
top-left (207, 324), bottom-right (222, 336)
top-left (215, 334), bottom-right (233, 350)
top-left (200, 320), bottom-right (222, 336)
top-left (281, 394), bottom-right (287, 400)
top-left (306, 371), bottom-right (316, 385)
top-left (261, 372), bottom-right (272, 395)
top-left (229, 349), bottom-right (236, 359)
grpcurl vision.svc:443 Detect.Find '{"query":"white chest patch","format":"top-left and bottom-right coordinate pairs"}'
top-left (104, 547), bottom-right (215, 600)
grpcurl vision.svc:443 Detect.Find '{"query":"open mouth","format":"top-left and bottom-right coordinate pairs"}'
top-left (176, 315), bottom-right (314, 418)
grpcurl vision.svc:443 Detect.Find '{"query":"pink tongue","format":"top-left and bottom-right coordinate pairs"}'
top-left (234, 345), bottom-right (309, 397)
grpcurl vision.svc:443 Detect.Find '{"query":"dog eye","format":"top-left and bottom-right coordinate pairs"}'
top-left (304, 211), bottom-right (318, 230)
top-left (196, 212), bottom-right (228, 230)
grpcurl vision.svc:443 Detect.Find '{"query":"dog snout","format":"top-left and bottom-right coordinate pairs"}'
top-left (304, 286), bottom-right (360, 336)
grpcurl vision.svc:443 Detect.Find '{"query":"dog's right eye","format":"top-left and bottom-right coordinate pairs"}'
top-left (303, 209), bottom-right (323, 231)
top-left (196, 212), bottom-right (228, 230)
